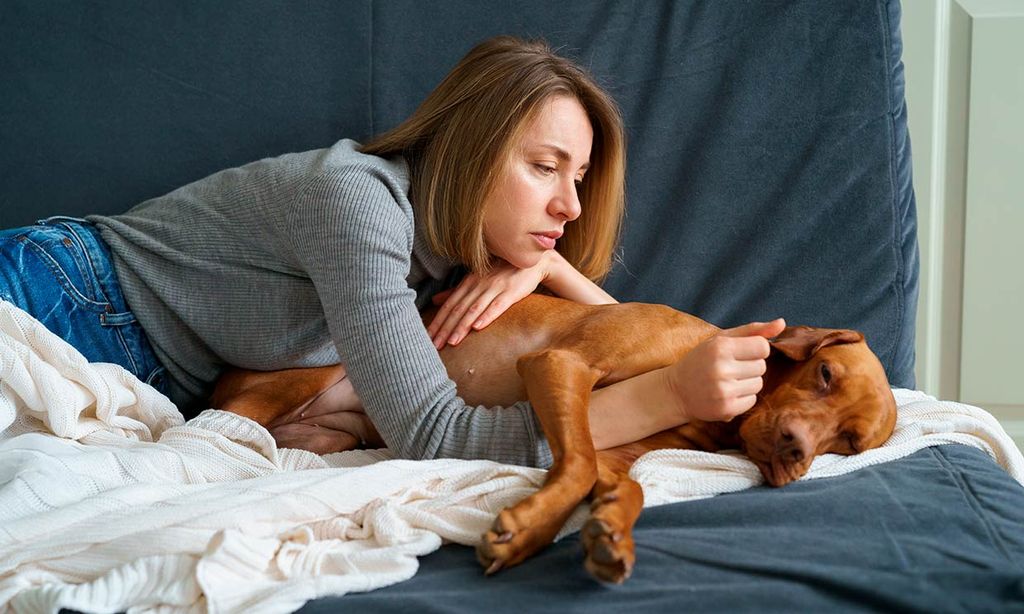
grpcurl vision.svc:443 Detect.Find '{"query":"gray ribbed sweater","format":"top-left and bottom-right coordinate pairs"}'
top-left (87, 139), bottom-right (553, 468)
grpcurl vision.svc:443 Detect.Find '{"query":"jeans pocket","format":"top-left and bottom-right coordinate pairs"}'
top-left (18, 229), bottom-right (112, 313)
top-left (0, 222), bottom-right (164, 384)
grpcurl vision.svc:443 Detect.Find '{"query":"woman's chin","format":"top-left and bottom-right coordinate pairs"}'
top-left (497, 250), bottom-right (543, 270)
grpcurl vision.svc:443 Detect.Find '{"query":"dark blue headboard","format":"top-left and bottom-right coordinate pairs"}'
top-left (0, 0), bottom-right (918, 387)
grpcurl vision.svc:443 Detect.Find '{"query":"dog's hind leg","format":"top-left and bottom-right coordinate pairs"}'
top-left (582, 459), bottom-right (644, 584)
top-left (580, 427), bottom-right (722, 583)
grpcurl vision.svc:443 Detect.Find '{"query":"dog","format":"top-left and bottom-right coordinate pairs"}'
top-left (212, 294), bottom-right (897, 583)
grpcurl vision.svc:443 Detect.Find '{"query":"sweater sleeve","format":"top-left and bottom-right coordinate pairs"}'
top-left (288, 167), bottom-right (554, 468)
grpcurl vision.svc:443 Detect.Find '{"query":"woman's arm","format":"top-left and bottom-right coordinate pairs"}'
top-left (427, 247), bottom-right (785, 450)
top-left (293, 170), bottom-right (555, 467)
top-left (428, 250), bottom-right (615, 348)
top-left (587, 366), bottom-right (683, 449)
top-left (587, 319), bottom-right (785, 449)
top-left (538, 250), bottom-right (617, 305)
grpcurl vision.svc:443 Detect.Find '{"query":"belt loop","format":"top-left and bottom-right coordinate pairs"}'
top-left (100, 311), bottom-right (137, 327)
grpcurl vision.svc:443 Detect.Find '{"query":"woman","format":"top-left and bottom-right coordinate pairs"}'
top-left (0, 36), bottom-right (782, 467)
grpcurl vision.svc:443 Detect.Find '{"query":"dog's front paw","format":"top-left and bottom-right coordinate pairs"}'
top-left (476, 506), bottom-right (560, 575)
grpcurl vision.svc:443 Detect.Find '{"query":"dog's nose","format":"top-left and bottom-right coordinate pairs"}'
top-left (776, 420), bottom-right (813, 463)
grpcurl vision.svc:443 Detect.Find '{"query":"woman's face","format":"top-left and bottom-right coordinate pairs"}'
top-left (482, 95), bottom-right (593, 269)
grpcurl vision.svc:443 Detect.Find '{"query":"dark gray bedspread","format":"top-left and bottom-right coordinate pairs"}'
top-left (302, 445), bottom-right (1024, 613)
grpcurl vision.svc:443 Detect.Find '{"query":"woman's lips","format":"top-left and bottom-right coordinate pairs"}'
top-left (531, 233), bottom-right (556, 249)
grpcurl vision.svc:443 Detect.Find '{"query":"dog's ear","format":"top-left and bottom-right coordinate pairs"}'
top-left (769, 326), bottom-right (864, 361)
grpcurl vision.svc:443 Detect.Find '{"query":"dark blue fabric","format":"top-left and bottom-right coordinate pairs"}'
top-left (0, 0), bottom-right (372, 228)
top-left (0, 0), bottom-right (919, 389)
top-left (369, 0), bottom-right (919, 389)
top-left (0, 217), bottom-right (166, 389)
top-left (300, 446), bottom-right (1024, 613)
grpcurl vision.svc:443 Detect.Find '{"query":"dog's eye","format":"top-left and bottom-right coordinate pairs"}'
top-left (819, 362), bottom-right (832, 388)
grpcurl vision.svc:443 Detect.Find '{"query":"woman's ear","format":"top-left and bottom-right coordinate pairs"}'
top-left (769, 326), bottom-right (864, 361)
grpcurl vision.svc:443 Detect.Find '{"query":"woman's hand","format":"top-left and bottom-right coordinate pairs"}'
top-left (665, 318), bottom-right (786, 422)
top-left (427, 257), bottom-right (551, 349)
top-left (263, 369), bottom-right (385, 455)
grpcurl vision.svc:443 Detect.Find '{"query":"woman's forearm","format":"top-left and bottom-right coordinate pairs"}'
top-left (541, 251), bottom-right (618, 305)
top-left (539, 251), bottom-right (684, 448)
top-left (538, 250), bottom-right (693, 448)
top-left (587, 366), bottom-right (687, 450)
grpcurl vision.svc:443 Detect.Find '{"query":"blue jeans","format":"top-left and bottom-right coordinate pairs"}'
top-left (0, 216), bottom-right (167, 392)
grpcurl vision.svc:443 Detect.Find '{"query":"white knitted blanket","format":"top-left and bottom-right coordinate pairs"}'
top-left (1, 300), bottom-right (1022, 614)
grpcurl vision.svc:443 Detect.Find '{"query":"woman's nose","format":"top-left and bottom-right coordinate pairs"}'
top-left (550, 179), bottom-right (582, 221)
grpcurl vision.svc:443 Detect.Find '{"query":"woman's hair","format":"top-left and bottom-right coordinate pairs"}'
top-left (360, 35), bottom-right (625, 282)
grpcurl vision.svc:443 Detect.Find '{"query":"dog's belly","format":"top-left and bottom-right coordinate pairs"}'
top-left (437, 321), bottom-right (544, 407)
top-left (443, 354), bottom-right (526, 407)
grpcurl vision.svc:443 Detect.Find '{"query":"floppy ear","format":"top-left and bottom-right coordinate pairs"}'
top-left (769, 326), bottom-right (864, 361)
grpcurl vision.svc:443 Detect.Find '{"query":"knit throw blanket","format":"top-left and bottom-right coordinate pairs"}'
top-left (2, 301), bottom-right (1022, 613)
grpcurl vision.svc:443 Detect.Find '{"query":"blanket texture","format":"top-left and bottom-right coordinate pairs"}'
top-left (1, 301), bottom-right (1022, 613)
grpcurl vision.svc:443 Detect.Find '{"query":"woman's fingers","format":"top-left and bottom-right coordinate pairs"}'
top-left (428, 277), bottom-right (476, 342)
top-left (432, 292), bottom-right (479, 348)
top-left (444, 289), bottom-right (502, 346)
top-left (431, 275), bottom-right (507, 348)
top-left (471, 294), bottom-right (513, 331)
top-left (731, 376), bottom-right (765, 398)
top-left (428, 259), bottom-right (546, 348)
top-left (681, 333), bottom-right (774, 421)
top-left (720, 318), bottom-right (786, 340)
top-left (725, 394), bottom-right (759, 418)
top-left (728, 354), bottom-right (768, 379)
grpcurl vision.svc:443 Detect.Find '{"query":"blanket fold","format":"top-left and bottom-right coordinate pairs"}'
top-left (2, 301), bottom-right (1022, 613)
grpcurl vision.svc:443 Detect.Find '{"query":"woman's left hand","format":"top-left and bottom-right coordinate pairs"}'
top-left (427, 257), bottom-right (550, 349)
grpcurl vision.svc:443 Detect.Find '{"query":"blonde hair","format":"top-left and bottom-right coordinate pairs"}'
top-left (360, 36), bottom-right (625, 281)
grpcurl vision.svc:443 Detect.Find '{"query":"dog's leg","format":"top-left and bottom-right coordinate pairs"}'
top-left (476, 348), bottom-right (601, 574)
top-left (578, 424), bottom-right (735, 583)
top-left (476, 303), bottom-right (717, 575)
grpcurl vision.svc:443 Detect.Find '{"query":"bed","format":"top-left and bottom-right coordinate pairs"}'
top-left (2, 1), bottom-right (1023, 612)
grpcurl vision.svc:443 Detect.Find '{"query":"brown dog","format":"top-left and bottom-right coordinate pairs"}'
top-left (212, 294), bottom-right (896, 583)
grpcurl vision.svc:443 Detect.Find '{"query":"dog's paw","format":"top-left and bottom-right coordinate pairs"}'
top-left (476, 507), bottom-right (558, 575)
top-left (581, 516), bottom-right (635, 584)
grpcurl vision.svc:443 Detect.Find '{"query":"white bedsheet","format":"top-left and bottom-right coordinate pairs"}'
top-left (2, 300), bottom-right (1022, 614)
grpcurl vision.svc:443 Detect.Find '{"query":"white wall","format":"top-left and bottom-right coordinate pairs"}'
top-left (902, 0), bottom-right (1024, 448)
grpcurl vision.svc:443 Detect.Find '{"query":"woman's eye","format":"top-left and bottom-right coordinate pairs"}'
top-left (535, 164), bottom-right (556, 175)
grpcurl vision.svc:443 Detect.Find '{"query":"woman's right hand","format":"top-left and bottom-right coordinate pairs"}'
top-left (665, 319), bottom-right (786, 422)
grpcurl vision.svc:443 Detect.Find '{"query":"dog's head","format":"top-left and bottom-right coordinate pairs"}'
top-left (736, 325), bottom-right (897, 487)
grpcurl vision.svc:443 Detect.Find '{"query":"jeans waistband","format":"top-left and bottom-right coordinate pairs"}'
top-left (35, 216), bottom-right (112, 264)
